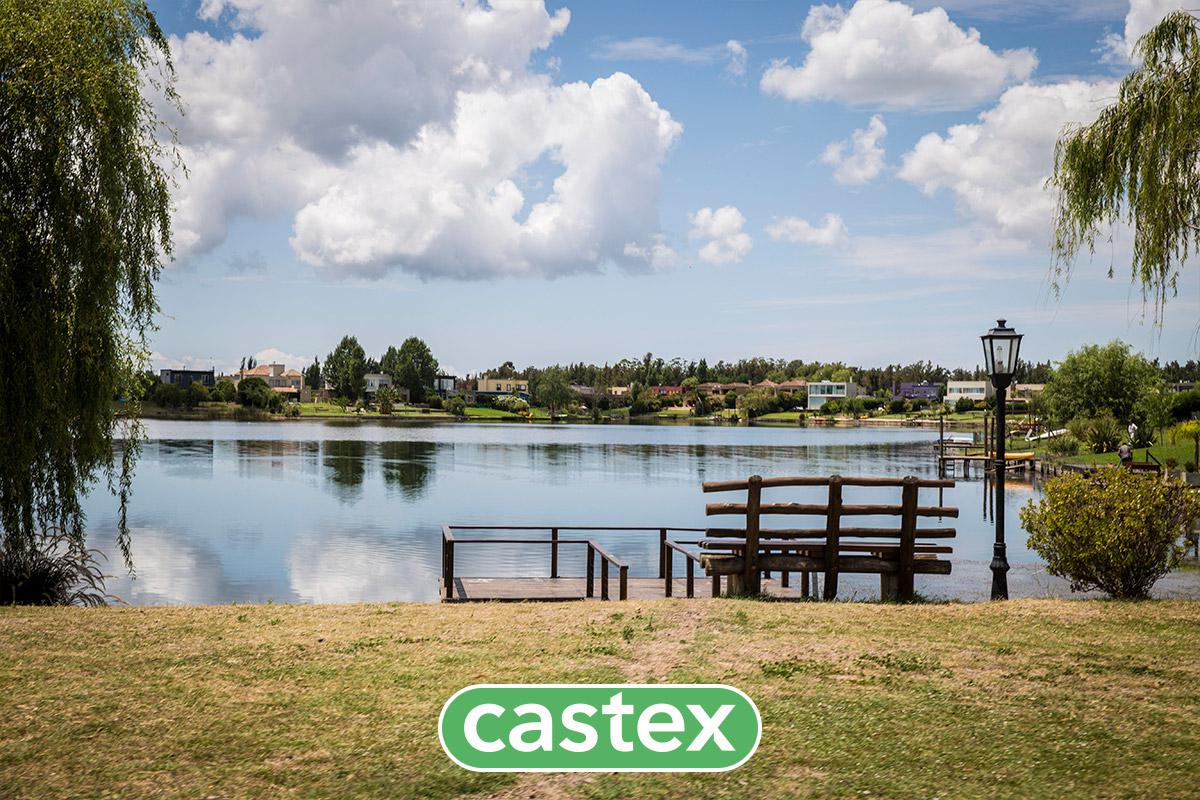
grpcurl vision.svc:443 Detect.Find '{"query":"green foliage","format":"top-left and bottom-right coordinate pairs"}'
top-left (491, 395), bottom-right (529, 414)
top-left (536, 367), bottom-right (575, 416)
top-left (0, 0), bottom-right (179, 564)
top-left (0, 531), bottom-right (107, 606)
top-left (444, 396), bottom-right (466, 417)
top-left (954, 397), bottom-right (975, 413)
top-left (236, 377), bottom-right (275, 409)
top-left (187, 380), bottom-right (209, 407)
top-left (426, 395), bottom-right (443, 410)
top-left (1020, 470), bottom-right (1200, 598)
top-left (1044, 432), bottom-right (1082, 457)
top-left (393, 337), bottom-right (438, 403)
top-left (1173, 388), bottom-right (1200, 421)
top-left (1050, 11), bottom-right (1200, 319)
top-left (151, 382), bottom-right (186, 409)
top-left (1068, 414), bottom-right (1123, 453)
top-left (723, 391), bottom-right (737, 410)
top-left (375, 386), bottom-right (396, 415)
top-left (211, 379), bottom-right (237, 403)
top-left (304, 358), bottom-right (321, 391)
top-left (888, 398), bottom-right (908, 414)
top-left (1171, 420), bottom-right (1200, 469)
top-left (736, 389), bottom-right (778, 419)
top-left (325, 336), bottom-right (367, 400)
top-left (630, 389), bottom-right (662, 415)
top-left (1041, 341), bottom-right (1159, 424)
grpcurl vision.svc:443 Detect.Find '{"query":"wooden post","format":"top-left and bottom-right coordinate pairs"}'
top-left (801, 570), bottom-right (810, 598)
top-left (550, 527), bottom-right (559, 579)
top-left (664, 545), bottom-right (673, 597)
top-left (658, 528), bottom-right (667, 579)
top-left (712, 574), bottom-right (720, 597)
top-left (619, 565), bottom-right (628, 601)
top-left (443, 537), bottom-right (454, 600)
top-left (823, 475), bottom-right (842, 600)
top-left (898, 476), bottom-right (919, 601)
top-left (743, 475), bottom-right (763, 595)
top-left (601, 558), bottom-right (609, 600)
top-left (939, 415), bottom-right (945, 478)
top-left (686, 558), bottom-right (695, 598)
top-left (586, 543), bottom-right (595, 598)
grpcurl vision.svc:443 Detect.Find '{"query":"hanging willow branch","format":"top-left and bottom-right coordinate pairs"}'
top-left (1049, 10), bottom-right (1200, 324)
top-left (0, 0), bottom-right (180, 568)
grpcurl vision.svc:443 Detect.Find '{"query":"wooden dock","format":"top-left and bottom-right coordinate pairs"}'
top-left (442, 576), bottom-right (806, 602)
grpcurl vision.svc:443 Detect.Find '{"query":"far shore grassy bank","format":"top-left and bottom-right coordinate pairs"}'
top-left (2, 599), bottom-right (1199, 799)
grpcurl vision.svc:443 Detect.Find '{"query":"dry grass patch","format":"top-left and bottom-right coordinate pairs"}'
top-left (0, 600), bottom-right (1198, 799)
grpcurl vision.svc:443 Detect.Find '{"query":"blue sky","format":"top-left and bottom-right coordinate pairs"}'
top-left (145, 0), bottom-right (1198, 377)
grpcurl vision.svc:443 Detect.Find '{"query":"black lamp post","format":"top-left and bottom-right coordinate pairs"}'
top-left (980, 319), bottom-right (1023, 601)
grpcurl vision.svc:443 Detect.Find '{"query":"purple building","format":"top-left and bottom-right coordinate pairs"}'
top-left (892, 381), bottom-right (941, 401)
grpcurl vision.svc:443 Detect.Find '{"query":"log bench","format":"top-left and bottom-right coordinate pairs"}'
top-left (699, 474), bottom-right (958, 601)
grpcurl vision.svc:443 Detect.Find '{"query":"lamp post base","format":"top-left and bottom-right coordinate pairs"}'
top-left (990, 543), bottom-right (1010, 601)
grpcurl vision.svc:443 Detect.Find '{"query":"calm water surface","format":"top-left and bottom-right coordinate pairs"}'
top-left (83, 419), bottom-right (1043, 604)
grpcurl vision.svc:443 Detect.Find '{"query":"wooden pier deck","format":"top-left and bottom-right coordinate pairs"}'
top-left (442, 576), bottom-right (805, 602)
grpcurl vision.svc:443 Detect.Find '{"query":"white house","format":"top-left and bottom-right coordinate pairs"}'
top-left (945, 380), bottom-right (994, 405)
top-left (807, 380), bottom-right (858, 410)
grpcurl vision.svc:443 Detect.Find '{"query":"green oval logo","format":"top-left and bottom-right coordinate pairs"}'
top-left (438, 684), bottom-right (761, 772)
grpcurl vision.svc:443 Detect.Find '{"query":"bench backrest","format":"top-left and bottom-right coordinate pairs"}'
top-left (702, 474), bottom-right (958, 597)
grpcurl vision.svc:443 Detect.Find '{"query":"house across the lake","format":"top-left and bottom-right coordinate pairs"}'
top-left (807, 380), bottom-right (859, 410)
top-left (238, 363), bottom-right (303, 399)
top-left (945, 380), bottom-right (993, 405)
top-left (476, 376), bottom-right (531, 401)
top-left (160, 368), bottom-right (215, 388)
top-left (892, 381), bottom-right (941, 401)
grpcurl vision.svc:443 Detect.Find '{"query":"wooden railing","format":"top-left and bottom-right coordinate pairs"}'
top-left (702, 475), bottom-right (958, 600)
top-left (441, 525), bottom-right (705, 601)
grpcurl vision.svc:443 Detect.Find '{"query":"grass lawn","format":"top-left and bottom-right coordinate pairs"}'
top-left (756, 411), bottom-right (806, 421)
top-left (2, 599), bottom-right (1199, 799)
top-left (463, 406), bottom-right (522, 419)
top-left (1068, 440), bottom-right (1197, 467)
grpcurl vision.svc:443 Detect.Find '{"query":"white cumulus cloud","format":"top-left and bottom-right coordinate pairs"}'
top-left (1100, 0), bottom-right (1186, 63)
top-left (760, 0), bottom-right (1037, 110)
top-left (897, 79), bottom-right (1119, 244)
top-left (690, 206), bottom-right (753, 264)
top-left (160, 1), bottom-right (682, 280)
top-left (725, 40), bottom-right (748, 77)
top-left (821, 115), bottom-right (887, 185)
top-left (766, 213), bottom-right (849, 246)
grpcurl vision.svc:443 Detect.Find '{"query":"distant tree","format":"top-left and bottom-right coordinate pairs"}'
top-left (247, 355), bottom-right (257, 370)
top-left (380, 346), bottom-right (401, 380)
top-left (1050, 11), bottom-right (1200, 321)
top-left (737, 389), bottom-right (777, 419)
top-left (237, 377), bottom-right (274, 409)
top-left (239, 357), bottom-right (246, 374)
top-left (304, 358), bottom-right (321, 391)
top-left (212, 379), bottom-right (237, 403)
top-left (536, 368), bottom-right (575, 417)
top-left (444, 396), bottom-right (466, 417)
top-left (375, 386), bottom-right (396, 415)
top-left (1042, 341), bottom-right (1160, 424)
top-left (325, 336), bottom-right (367, 400)
top-left (395, 337), bottom-right (438, 402)
top-left (365, 357), bottom-right (381, 374)
top-left (186, 380), bottom-right (209, 408)
top-left (0, 0), bottom-right (179, 565)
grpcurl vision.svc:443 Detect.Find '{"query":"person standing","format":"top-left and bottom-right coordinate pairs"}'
top-left (1118, 441), bottom-right (1134, 467)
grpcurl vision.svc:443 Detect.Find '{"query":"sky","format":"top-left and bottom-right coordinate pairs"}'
top-left (143, 0), bottom-right (1200, 378)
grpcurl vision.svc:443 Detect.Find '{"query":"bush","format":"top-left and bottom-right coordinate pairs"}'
top-left (1171, 388), bottom-right (1200, 422)
top-left (954, 396), bottom-right (975, 413)
top-left (1043, 432), bottom-right (1082, 457)
top-left (723, 391), bottom-right (737, 410)
top-left (492, 394), bottom-right (529, 413)
top-left (375, 386), bottom-right (396, 415)
top-left (152, 381), bottom-right (186, 409)
top-left (426, 395), bottom-right (443, 410)
top-left (736, 389), bottom-right (778, 419)
top-left (911, 399), bottom-right (929, 412)
top-left (821, 399), bottom-right (843, 415)
top-left (0, 533), bottom-right (107, 606)
top-left (1069, 414), bottom-right (1122, 453)
top-left (888, 398), bottom-right (907, 414)
top-left (444, 396), bottom-right (466, 416)
top-left (211, 378), bottom-right (237, 403)
top-left (283, 403), bottom-right (300, 418)
top-left (1020, 471), bottom-right (1200, 599)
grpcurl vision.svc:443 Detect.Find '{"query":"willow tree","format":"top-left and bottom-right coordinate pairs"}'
top-left (0, 0), bottom-right (179, 565)
top-left (1049, 11), bottom-right (1200, 321)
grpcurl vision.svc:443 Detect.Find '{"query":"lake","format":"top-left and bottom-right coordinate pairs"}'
top-left (74, 418), bottom-right (1102, 605)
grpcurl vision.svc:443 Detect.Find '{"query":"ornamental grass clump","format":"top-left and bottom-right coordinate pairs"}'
top-left (0, 532), bottom-right (109, 606)
top-left (1020, 470), bottom-right (1200, 599)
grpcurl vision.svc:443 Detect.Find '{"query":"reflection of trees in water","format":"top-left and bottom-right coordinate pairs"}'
top-left (379, 440), bottom-right (436, 500)
top-left (323, 440), bottom-right (368, 501)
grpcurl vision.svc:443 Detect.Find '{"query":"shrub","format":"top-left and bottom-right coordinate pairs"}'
top-left (821, 399), bottom-right (843, 415)
top-left (1020, 470), bottom-right (1200, 599)
top-left (736, 389), bottom-right (777, 419)
top-left (911, 399), bottom-right (929, 412)
top-left (1172, 420), bottom-right (1200, 470)
top-left (375, 386), bottom-right (396, 415)
top-left (723, 391), bottom-right (737, 410)
top-left (444, 396), bottom-right (466, 416)
top-left (492, 394), bottom-right (529, 413)
top-left (1172, 388), bottom-right (1200, 422)
top-left (426, 396), bottom-right (443, 410)
top-left (152, 381), bottom-right (186, 409)
top-left (0, 533), bottom-right (107, 606)
top-left (1044, 432), bottom-right (1082, 456)
top-left (283, 403), bottom-right (300, 418)
top-left (211, 378), bottom-right (237, 403)
top-left (954, 396), bottom-right (975, 413)
top-left (1069, 414), bottom-right (1122, 453)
